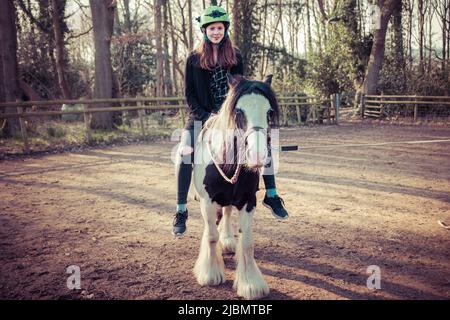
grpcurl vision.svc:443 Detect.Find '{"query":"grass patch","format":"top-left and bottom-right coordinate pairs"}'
top-left (0, 112), bottom-right (182, 156)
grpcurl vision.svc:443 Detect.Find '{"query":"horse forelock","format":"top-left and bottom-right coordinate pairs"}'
top-left (233, 79), bottom-right (280, 127)
top-left (219, 78), bottom-right (280, 128)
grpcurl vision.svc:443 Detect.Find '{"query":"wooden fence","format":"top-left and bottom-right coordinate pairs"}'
top-left (0, 95), bottom-right (338, 153)
top-left (361, 95), bottom-right (450, 120)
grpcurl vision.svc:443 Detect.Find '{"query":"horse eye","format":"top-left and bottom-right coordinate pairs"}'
top-left (267, 108), bottom-right (274, 117)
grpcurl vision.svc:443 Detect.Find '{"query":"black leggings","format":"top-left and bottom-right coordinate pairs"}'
top-left (176, 127), bottom-right (276, 204)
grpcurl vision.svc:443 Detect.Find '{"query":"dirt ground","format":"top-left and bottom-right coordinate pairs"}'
top-left (0, 122), bottom-right (449, 300)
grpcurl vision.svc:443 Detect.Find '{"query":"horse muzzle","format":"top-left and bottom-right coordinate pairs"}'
top-left (245, 148), bottom-right (268, 169)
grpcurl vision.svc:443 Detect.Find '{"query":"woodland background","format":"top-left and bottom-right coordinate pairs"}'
top-left (1, 0), bottom-right (449, 133)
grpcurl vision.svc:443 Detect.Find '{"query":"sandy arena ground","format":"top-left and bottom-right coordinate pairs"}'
top-left (0, 122), bottom-right (449, 300)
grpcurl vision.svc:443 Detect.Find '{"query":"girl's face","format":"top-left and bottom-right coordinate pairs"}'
top-left (205, 22), bottom-right (225, 44)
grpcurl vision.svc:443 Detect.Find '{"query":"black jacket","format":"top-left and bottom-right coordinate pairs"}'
top-left (184, 48), bottom-right (244, 128)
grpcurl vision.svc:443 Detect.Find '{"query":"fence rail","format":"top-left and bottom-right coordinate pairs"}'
top-left (0, 95), bottom-right (339, 153)
top-left (361, 94), bottom-right (450, 120)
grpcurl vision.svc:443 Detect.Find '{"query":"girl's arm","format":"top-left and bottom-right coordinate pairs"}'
top-left (185, 55), bottom-right (210, 121)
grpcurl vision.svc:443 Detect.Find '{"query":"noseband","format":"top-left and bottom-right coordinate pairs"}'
top-left (243, 126), bottom-right (268, 142)
top-left (207, 126), bottom-right (269, 184)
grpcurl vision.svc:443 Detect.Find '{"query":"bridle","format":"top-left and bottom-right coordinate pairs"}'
top-left (207, 126), bottom-right (269, 184)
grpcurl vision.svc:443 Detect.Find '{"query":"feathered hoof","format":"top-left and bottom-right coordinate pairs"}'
top-left (194, 269), bottom-right (226, 286)
top-left (220, 236), bottom-right (236, 253)
top-left (234, 280), bottom-right (270, 300)
top-left (194, 261), bottom-right (226, 286)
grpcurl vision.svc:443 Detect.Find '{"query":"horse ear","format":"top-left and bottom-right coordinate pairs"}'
top-left (263, 74), bottom-right (273, 86)
top-left (227, 73), bottom-right (240, 88)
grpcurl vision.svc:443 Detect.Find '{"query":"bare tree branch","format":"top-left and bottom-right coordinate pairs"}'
top-left (317, 0), bottom-right (328, 21)
top-left (431, 0), bottom-right (450, 31)
top-left (73, 0), bottom-right (93, 20)
top-left (73, 0), bottom-right (90, 9)
top-left (67, 26), bottom-right (93, 40)
top-left (425, 44), bottom-right (444, 60)
top-left (64, 8), bottom-right (80, 20)
top-left (16, 0), bottom-right (50, 33)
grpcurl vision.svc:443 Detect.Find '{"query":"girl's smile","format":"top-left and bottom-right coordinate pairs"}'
top-left (206, 22), bottom-right (225, 44)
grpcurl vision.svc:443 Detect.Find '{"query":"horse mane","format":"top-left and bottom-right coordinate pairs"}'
top-left (203, 76), bottom-right (280, 173)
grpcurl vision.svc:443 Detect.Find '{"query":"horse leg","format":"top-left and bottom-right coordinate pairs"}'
top-left (234, 208), bottom-right (269, 300)
top-left (193, 198), bottom-right (225, 286)
top-left (215, 208), bottom-right (223, 226)
top-left (218, 205), bottom-right (236, 253)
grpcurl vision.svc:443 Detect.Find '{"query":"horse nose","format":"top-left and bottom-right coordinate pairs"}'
top-left (246, 148), bottom-right (266, 167)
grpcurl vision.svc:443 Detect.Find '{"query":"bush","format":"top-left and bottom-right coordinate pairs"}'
top-left (149, 111), bottom-right (167, 127)
top-left (61, 104), bottom-right (85, 121)
top-left (46, 126), bottom-right (66, 138)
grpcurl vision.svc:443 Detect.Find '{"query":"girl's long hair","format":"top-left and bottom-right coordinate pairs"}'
top-left (196, 34), bottom-right (238, 70)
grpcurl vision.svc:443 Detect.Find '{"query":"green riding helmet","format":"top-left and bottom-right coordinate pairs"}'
top-left (196, 6), bottom-right (230, 31)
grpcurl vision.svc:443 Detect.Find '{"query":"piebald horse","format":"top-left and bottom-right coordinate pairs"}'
top-left (192, 74), bottom-right (279, 300)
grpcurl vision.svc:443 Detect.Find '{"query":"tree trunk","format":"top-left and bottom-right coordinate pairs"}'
top-left (89, 0), bottom-right (115, 129)
top-left (306, 0), bottom-right (313, 57)
top-left (0, 0), bottom-right (21, 136)
top-left (443, 0), bottom-right (450, 93)
top-left (162, 0), bottom-right (172, 96)
top-left (442, 2), bottom-right (447, 79)
top-left (392, 0), bottom-right (405, 90)
top-left (264, 5), bottom-right (282, 75)
top-left (232, 0), bottom-right (241, 46)
top-left (233, 0), bottom-right (258, 76)
top-left (447, 0), bottom-right (450, 69)
top-left (259, 0), bottom-right (268, 79)
top-left (407, 0), bottom-right (413, 69)
top-left (123, 0), bottom-right (131, 31)
top-left (168, 0), bottom-right (179, 95)
top-left (288, 2), bottom-right (294, 53)
top-left (154, 0), bottom-right (163, 97)
top-left (312, 4), bottom-right (322, 53)
top-left (448, 1), bottom-right (450, 62)
top-left (50, 0), bottom-right (71, 99)
top-left (187, 0), bottom-right (193, 52)
top-left (428, 5), bottom-right (433, 73)
top-left (418, 0), bottom-right (425, 74)
top-left (317, 0), bottom-right (328, 21)
top-left (38, 0), bottom-right (60, 95)
top-left (278, 0), bottom-right (286, 49)
top-left (176, 0), bottom-right (189, 50)
top-left (363, 0), bottom-right (400, 95)
top-left (37, 0), bottom-right (53, 64)
top-left (19, 80), bottom-right (43, 102)
top-left (358, 0), bottom-right (364, 37)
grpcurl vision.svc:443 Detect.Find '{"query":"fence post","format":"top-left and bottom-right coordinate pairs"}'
top-left (360, 94), bottom-right (365, 118)
top-left (296, 101), bottom-right (301, 126)
top-left (414, 95), bottom-right (418, 122)
top-left (282, 105), bottom-right (287, 126)
top-left (328, 94), bottom-right (334, 125)
top-left (138, 102), bottom-right (146, 139)
top-left (17, 102), bottom-right (29, 154)
top-left (179, 99), bottom-right (186, 127)
top-left (312, 104), bottom-right (317, 124)
top-left (83, 104), bottom-right (92, 144)
top-left (335, 93), bottom-right (340, 125)
top-left (380, 93), bottom-right (384, 117)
